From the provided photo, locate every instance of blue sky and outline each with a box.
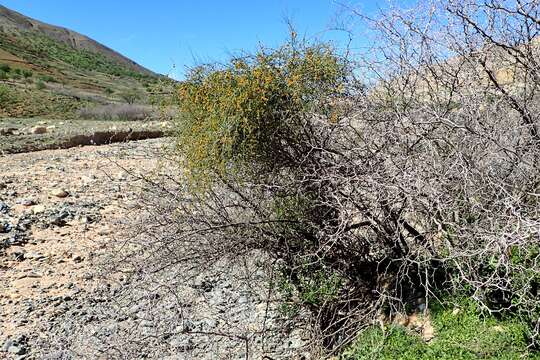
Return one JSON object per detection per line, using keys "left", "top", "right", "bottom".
{"left": 1, "top": 1, "right": 406, "bottom": 78}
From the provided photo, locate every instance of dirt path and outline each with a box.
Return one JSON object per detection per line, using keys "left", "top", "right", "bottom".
{"left": 0, "top": 139, "right": 309, "bottom": 359}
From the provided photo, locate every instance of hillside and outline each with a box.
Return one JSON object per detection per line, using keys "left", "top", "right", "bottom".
{"left": 0, "top": 5, "right": 169, "bottom": 118}
{"left": 0, "top": 5, "right": 154, "bottom": 76}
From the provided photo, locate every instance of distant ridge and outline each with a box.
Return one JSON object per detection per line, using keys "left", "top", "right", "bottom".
{"left": 0, "top": 4, "right": 155, "bottom": 76}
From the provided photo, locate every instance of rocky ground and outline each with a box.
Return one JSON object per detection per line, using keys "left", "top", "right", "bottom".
{"left": 0, "top": 139, "right": 310, "bottom": 359}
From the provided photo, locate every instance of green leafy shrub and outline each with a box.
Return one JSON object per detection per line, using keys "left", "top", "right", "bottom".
{"left": 0, "top": 84, "right": 17, "bottom": 104}
{"left": 39, "top": 74, "right": 57, "bottom": 83}
{"left": 176, "top": 40, "right": 346, "bottom": 183}
{"left": 119, "top": 88, "right": 142, "bottom": 104}
{"left": 35, "top": 80, "right": 46, "bottom": 90}
{"left": 0, "top": 63, "right": 11, "bottom": 72}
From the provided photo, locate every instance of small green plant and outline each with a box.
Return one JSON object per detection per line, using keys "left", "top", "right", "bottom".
{"left": 0, "top": 63, "right": 11, "bottom": 72}
{"left": 277, "top": 263, "right": 344, "bottom": 311}
{"left": 119, "top": 88, "right": 142, "bottom": 104}
{"left": 22, "top": 69, "right": 33, "bottom": 78}
{"left": 0, "top": 84, "right": 17, "bottom": 104}
{"left": 35, "top": 80, "right": 46, "bottom": 90}
{"left": 297, "top": 270, "right": 343, "bottom": 306}
{"left": 104, "top": 87, "right": 114, "bottom": 95}
{"left": 39, "top": 74, "right": 56, "bottom": 83}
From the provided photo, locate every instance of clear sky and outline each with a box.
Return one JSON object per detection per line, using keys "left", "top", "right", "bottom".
{"left": 0, "top": 1, "right": 408, "bottom": 78}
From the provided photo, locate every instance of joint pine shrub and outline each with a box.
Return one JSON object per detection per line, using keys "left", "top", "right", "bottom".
{"left": 175, "top": 39, "right": 347, "bottom": 184}
{"left": 167, "top": 4, "right": 540, "bottom": 355}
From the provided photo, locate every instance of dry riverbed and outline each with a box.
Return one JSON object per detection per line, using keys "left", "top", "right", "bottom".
{"left": 0, "top": 138, "right": 309, "bottom": 359}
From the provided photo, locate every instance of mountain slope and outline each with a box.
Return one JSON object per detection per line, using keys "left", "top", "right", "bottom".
{"left": 0, "top": 5, "right": 172, "bottom": 119}
{"left": 0, "top": 4, "right": 154, "bottom": 76}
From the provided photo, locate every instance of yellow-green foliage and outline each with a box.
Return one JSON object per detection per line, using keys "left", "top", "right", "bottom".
{"left": 175, "top": 40, "right": 346, "bottom": 183}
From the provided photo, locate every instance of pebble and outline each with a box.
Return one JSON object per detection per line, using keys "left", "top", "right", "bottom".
{"left": 7, "top": 344, "right": 26, "bottom": 355}
{"left": 0, "top": 201, "right": 9, "bottom": 213}
{"left": 25, "top": 252, "right": 47, "bottom": 261}
{"left": 31, "top": 204, "right": 46, "bottom": 214}
{"left": 169, "top": 337, "right": 194, "bottom": 351}
{"left": 2, "top": 338, "right": 14, "bottom": 352}
{"left": 18, "top": 199, "right": 35, "bottom": 206}
{"left": 50, "top": 189, "right": 69, "bottom": 198}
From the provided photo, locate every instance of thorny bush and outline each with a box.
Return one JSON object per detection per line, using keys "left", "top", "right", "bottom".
{"left": 165, "top": 1, "right": 540, "bottom": 355}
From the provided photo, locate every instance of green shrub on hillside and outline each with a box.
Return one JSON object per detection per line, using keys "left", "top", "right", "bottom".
{"left": 0, "top": 84, "right": 18, "bottom": 104}
{"left": 39, "top": 74, "right": 56, "bottom": 83}
{"left": 0, "top": 63, "right": 10, "bottom": 72}
{"left": 22, "top": 69, "right": 33, "bottom": 78}
{"left": 119, "top": 88, "right": 143, "bottom": 104}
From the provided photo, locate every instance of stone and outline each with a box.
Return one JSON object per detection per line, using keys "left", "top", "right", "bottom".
{"left": 49, "top": 215, "right": 67, "bottom": 227}
{"left": 422, "top": 321, "right": 435, "bottom": 341}
{"left": 25, "top": 252, "right": 46, "bottom": 261}
{"left": 140, "top": 319, "right": 153, "bottom": 327}
{"left": 31, "top": 204, "right": 46, "bottom": 214}
{"left": 30, "top": 126, "right": 47, "bottom": 135}
{"left": 7, "top": 345, "right": 26, "bottom": 355}
{"left": 169, "top": 337, "right": 194, "bottom": 351}
{"left": 2, "top": 338, "right": 14, "bottom": 352}
{"left": 17, "top": 272, "right": 42, "bottom": 279}
{"left": 0, "top": 222, "right": 12, "bottom": 233}
{"left": 1, "top": 128, "right": 17, "bottom": 136}
{"left": 19, "top": 199, "right": 35, "bottom": 207}
{"left": 50, "top": 189, "right": 69, "bottom": 198}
